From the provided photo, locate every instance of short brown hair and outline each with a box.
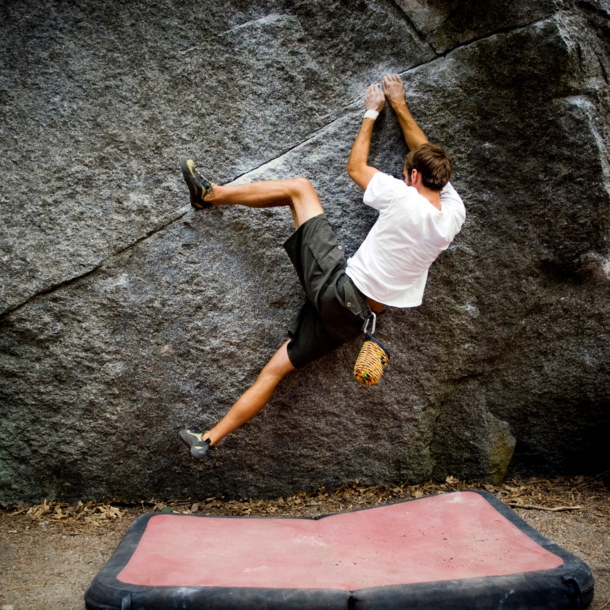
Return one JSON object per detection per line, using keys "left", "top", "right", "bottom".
{"left": 404, "top": 143, "right": 452, "bottom": 191}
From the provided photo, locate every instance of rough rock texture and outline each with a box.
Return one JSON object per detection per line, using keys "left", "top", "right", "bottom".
{"left": 1, "top": 0, "right": 609, "bottom": 503}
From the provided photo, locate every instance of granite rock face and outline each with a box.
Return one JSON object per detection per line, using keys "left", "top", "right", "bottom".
{"left": 1, "top": 0, "right": 609, "bottom": 503}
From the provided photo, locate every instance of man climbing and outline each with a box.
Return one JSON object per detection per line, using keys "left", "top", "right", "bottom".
{"left": 179, "top": 74, "right": 465, "bottom": 458}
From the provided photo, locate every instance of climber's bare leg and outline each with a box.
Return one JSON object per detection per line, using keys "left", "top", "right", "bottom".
{"left": 180, "top": 180, "right": 319, "bottom": 456}
{"left": 205, "top": 178, "right": 323, "bottom": 229}
{"left": 203, "top": 340, "right": 295, "bottom": 446}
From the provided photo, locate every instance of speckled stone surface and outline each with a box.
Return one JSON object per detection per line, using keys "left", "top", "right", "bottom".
{"left": 0, "top": 0, "right": 608, "bottom": 503}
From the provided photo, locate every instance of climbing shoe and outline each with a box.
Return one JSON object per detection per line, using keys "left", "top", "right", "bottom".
{"left": 179, "top": 156, "right": 214, "bottom": 209}
{"left": 179, "top": 429, "right": 212, "bottom": 459}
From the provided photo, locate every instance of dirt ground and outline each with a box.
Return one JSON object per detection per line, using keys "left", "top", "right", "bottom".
{"left": 1, "top": 475, "right": 608, "bottom": 610}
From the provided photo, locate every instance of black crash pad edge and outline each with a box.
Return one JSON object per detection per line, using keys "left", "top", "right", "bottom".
{"left": 84, "top": 490, "right": 594, "bottom": 610}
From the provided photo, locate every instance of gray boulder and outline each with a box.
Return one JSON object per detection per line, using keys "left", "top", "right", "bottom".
{"left": 0, "top": 0, "right": 608, "bottom": 503}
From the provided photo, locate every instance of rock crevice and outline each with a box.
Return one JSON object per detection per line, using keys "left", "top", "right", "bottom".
{"left": 0, "top": 207, "right": 190, "bottom": 322}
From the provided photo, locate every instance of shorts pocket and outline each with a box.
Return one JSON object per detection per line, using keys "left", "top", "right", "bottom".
{"left": 308, "top": 242, "right": 346, "bottom": 273}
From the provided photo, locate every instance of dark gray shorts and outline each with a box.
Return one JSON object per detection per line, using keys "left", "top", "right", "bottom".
{"left": 284, "top": 214, "right": 370, "bottom": 368}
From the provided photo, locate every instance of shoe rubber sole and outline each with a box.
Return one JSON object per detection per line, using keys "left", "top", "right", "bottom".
{"left": 179, "top": 429, "right": 211, "bottom": 459}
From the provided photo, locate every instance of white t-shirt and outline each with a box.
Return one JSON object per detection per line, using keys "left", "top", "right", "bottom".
{"left": 345, "top": 172, "right": 465, "bottom": 308}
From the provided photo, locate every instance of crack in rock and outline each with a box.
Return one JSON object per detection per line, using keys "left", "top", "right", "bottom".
{"left": 388, "top": 0, "right": 440, "bottom": 54}
{"left": 231, "top": 17, "right": 554, "bottom": 184}
{"left": 425, "top": 17, "right": 547, "bottom": 61}
{"left": 0, "top": 206, "right": 190, "bottom": 323}
{"left": 228, "top": 111, "right": 359, "bottom": 183}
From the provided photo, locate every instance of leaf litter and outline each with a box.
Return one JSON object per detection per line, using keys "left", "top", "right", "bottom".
{"left": 2, "top": 474, "right": 608, "bottom": 527}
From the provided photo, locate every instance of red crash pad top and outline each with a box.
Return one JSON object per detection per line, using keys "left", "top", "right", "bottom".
{"left": 117, "top": 491, "right": 563, "bottom": 590}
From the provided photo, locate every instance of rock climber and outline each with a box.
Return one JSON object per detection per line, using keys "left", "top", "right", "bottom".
{"left": 178, "top": 73, "right": 465, "bottom": 458}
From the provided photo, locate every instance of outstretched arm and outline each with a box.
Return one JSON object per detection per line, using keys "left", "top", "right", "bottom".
{"left": 382, "top": 74, "right": 428, "bottom": 150}
{"left": 347, "top": 84, "right": 385, "bottom": 191}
